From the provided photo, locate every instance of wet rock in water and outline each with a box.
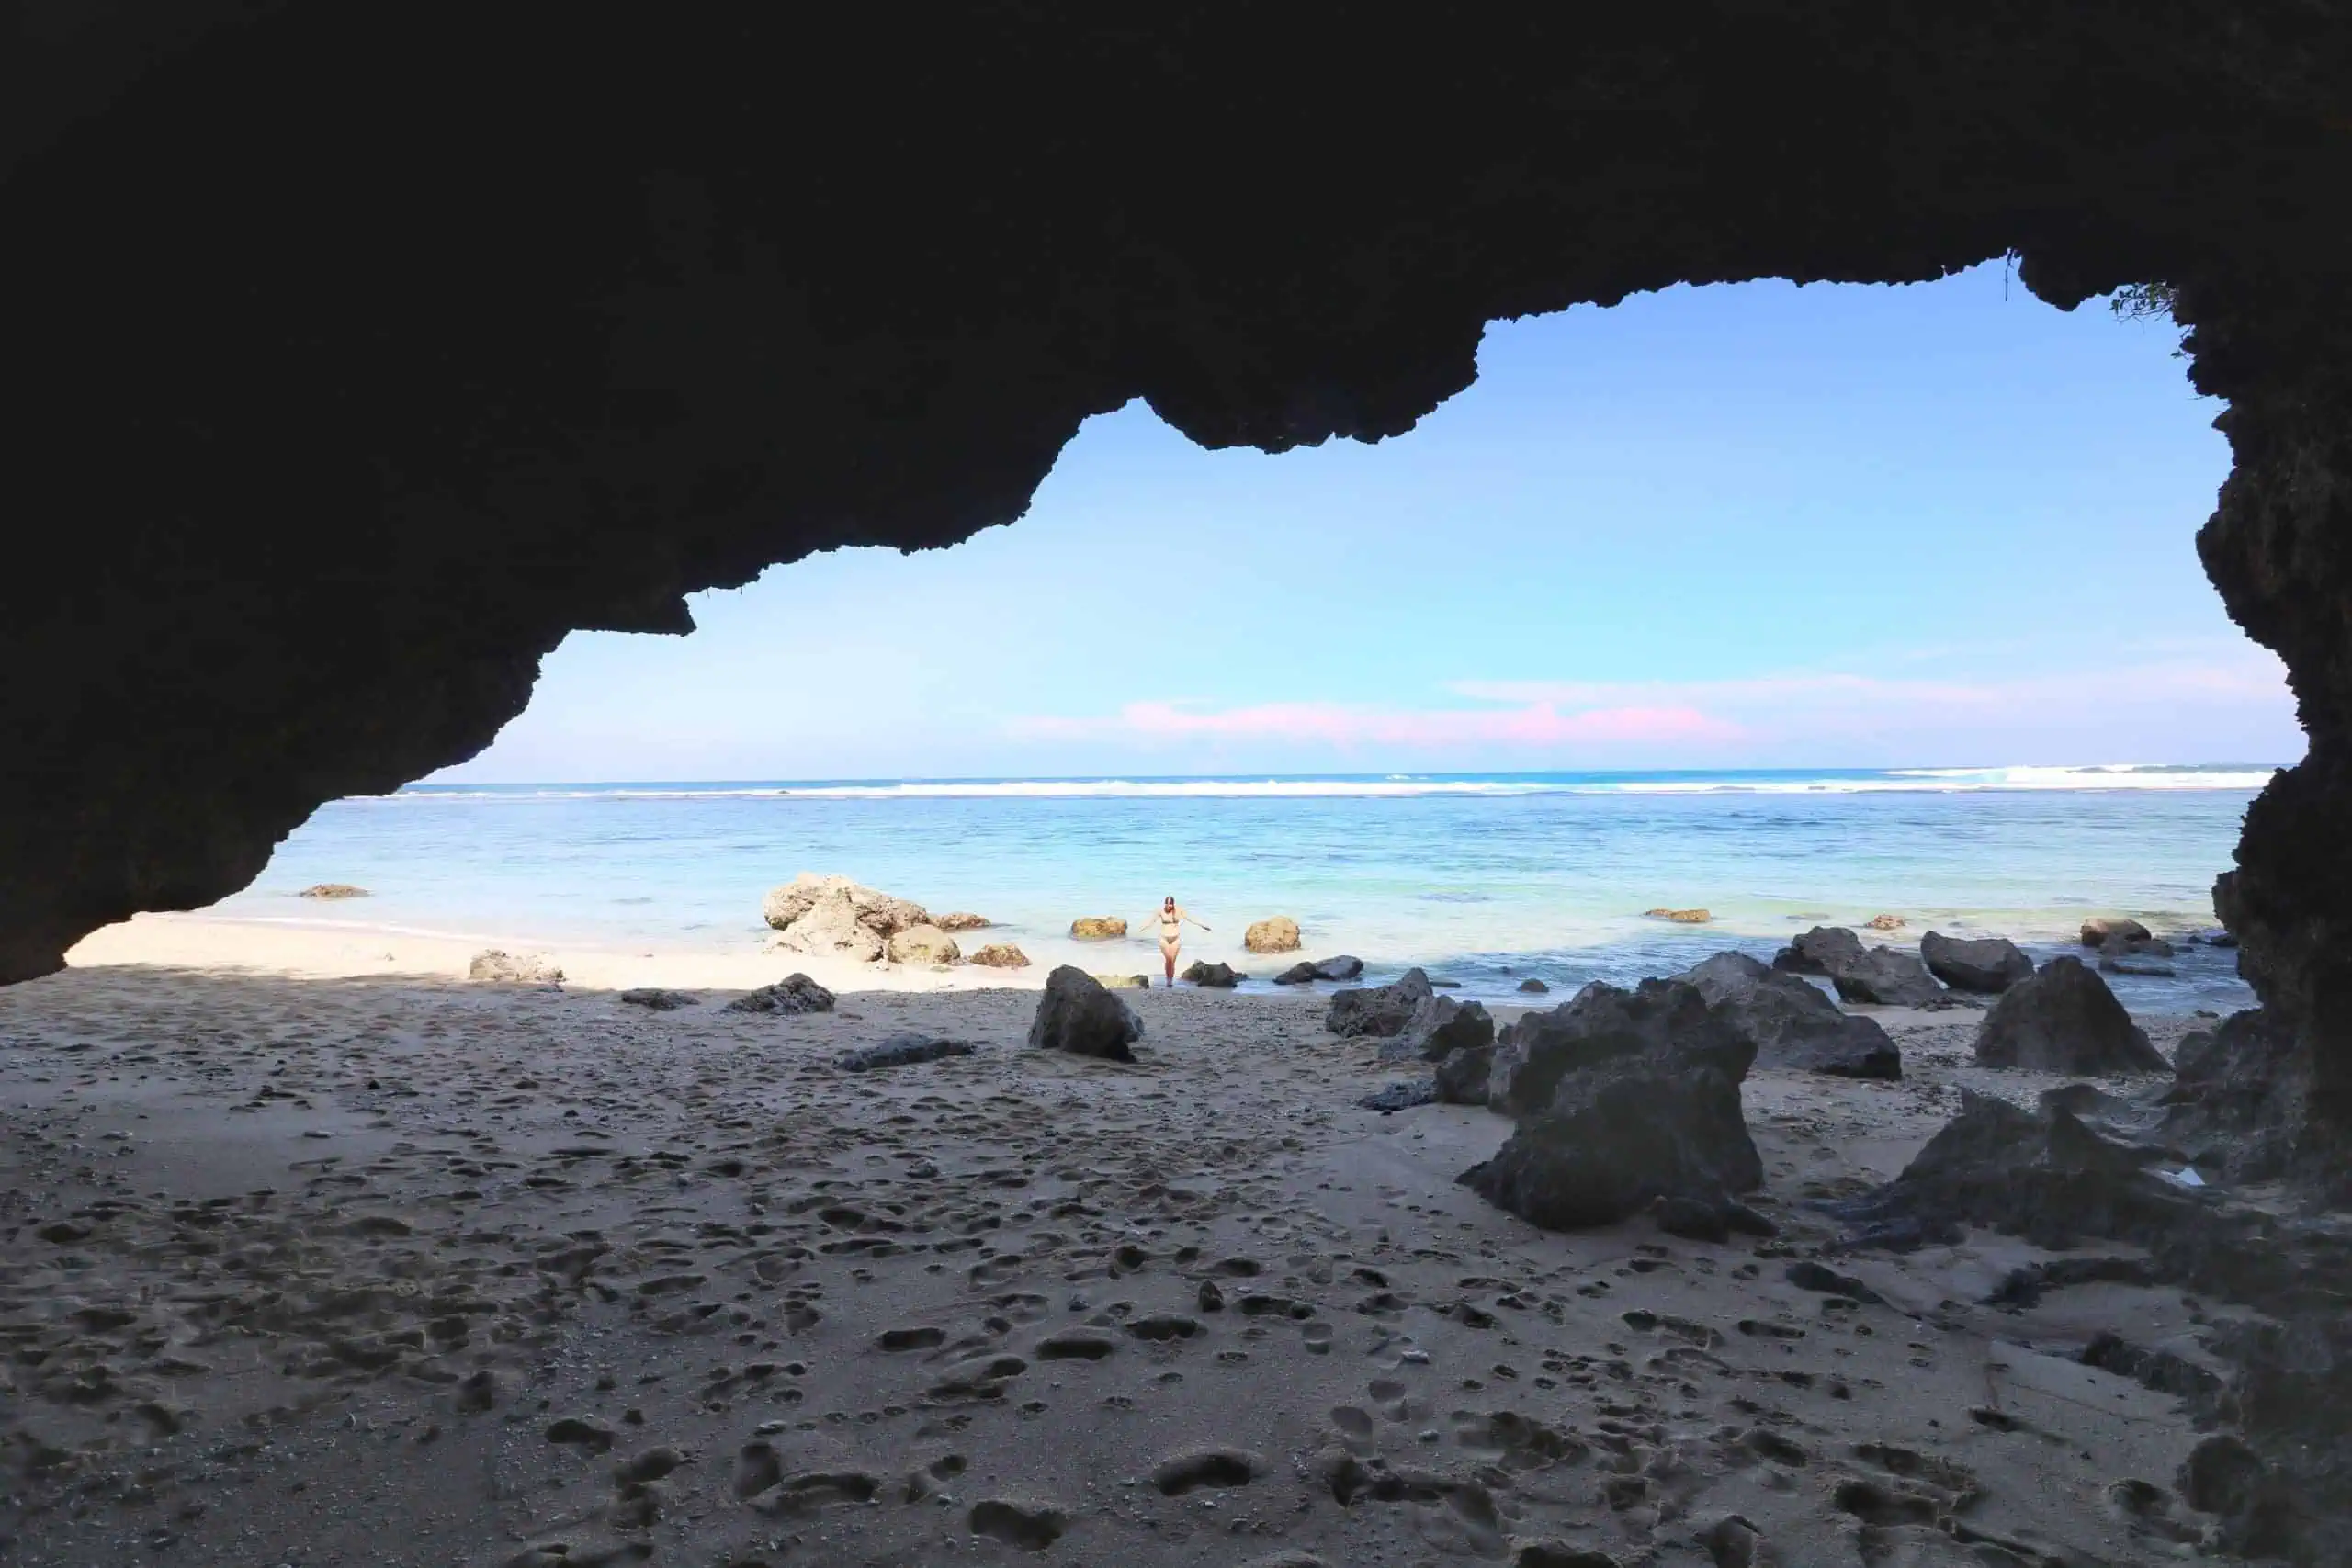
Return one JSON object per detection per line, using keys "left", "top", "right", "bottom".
{"left": 1312, "top": 954, "right": 1364, "bottom": 980}
{"left": 1181, "top": 960, "right": 1242, "bottom": 987}
{"left": 1326, "top": 967, "right": 1434, "bottom": 1038}
{"left": 2100, "top": 955, "right": 2177, "bottom": 977}
{"left": 2101, "top": 932, "right": 2176, "bottom": 959}
{"left": 886, "top": 922, "right": 962, "bottom": 965}
{"left": 1092, "top": 973, "right": 1149, "bottom": 989}
{"left": 2080, "top": 915, "right": 2153, "bottom": 947}
{"left": 1243, "top": 916, "right": 1301, "bottom": 953}
{"left": 1029, "top": 965, "right": 1143, "bottom": 1061}
{"left": 1826, "top": 945, "right": 1950, "bottom": 1008}
{"left": 1360, "top": 1079, "right": 1438, "bottom": 1112}
{"left": 967, "top": 942, "right": 1030, "bottom": 968}
{"left": 1974, "top": 956, "right": 2167, "bottom": 1074}
{"left": 469, "top": 949, "right": 563, "bottom": 983}
{"left": 934, "top": 911, "right": 991, "bottom": 931}
{"left": 1865, "top": 912, "right": 1905, "bottom": 931}
{"left": 838, "top": 1034, "right": 976, "bottom": 1072}
{"left": 1458, "top": 978, "right": 1761, "bottom": 1230}
{"left": 724, "top": 974, "right": 836, "bottom": 1015}
{"left": 763, "top": 872, "right": 934, "bottom": 963}
{"left": 1434, "top": 1043, "right": 1493, "bottom": 1104}
{"left": 1771, "top": 925, "right": 1862, "bottom": 976}
{"left": 2165, "top": 1008, "right": 2310, "bottom": 1183}
{"left": 1272, "top": 961, "right": 1318, "bottom": 984}
{"left": 1517, "top": 976, "right": 1550, "bottom": 994}
{"left": 1919, "top": 931, "right": 2033, "bottom": 993}
{"left": 2187, "top": 927, "right": 2241, "bottom": 949}
{"left": 1382, "top": 994, "right": 1494, "bottom": 1064}
{"left": 298, "top": 882, "right": 369, "bottom": 898}
{"left": 1069, "top": 916, "right": 1127, "bottom": 941}
{"left": 1675, "top": 951, "right": 1901, "bottom": 1079}
{"left": 617, "top": 987, "right": 695, "bottom": 1010}
{"left": 1645, "top": 907, "right": 1712, "bottom": 923}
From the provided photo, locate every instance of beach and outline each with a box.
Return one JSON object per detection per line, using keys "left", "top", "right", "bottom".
{"left": 2, "top": 931, "right": 2233, "bottom": 1565}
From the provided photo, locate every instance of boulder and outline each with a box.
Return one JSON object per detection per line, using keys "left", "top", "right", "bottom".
{"left": 1771, "top": 925, "right": 1861, "bottom": 976}
{"left": 1973, "top": 956, "right": 2168, "bottom": 1074}
{"left": 469, "top": 949, "right": 562, "bottom": 983}
{"left": 2080, "top": 916, "right": 2152, "bottom": 947}
{"left": 1029, "top": 966, "right": 1143, "bottom": 1061}
{"left": 1069, "top": 916, "right": 1127, "bottom": 941}
{"left": 1864, "top": 912, "right": 1905, "bottom": 931}
{"left": 1311, "top": 955, "right": 1363, "bottom": 981}
{"left": 1360, "top": 1079, "right": 1437, "bottom": 1112}
{"left": 1645, "top": 907, "right": 1712, "bottom": 923}
{"left": 886, "top": 923, "right": 961, "bottom": 965}
{"left": 1325, "top": 968, "right": 1434, "bottom": 1038}
{"left": 837, "top": 1034, "right": 976, "bottom": 1072}
{"left": 934, "top": 911, "right": 991, "bottom": 931}
{"left": 1381, "top": 995, "right": 1495, "bottom": 1065}
{"left": 1516, "top": 976, "right": 1550, "bottom": 994}
{"left": 723, "top": 973, "right": 836, "bottom": 1014}
{"left": 1826, "top": 945, "right": 1948, "bottom": 1007}
{"left": 2100, "top": 932, "right": 2176, "bottom": 959}
{"left": 2100, "top": 956, "right": 2177, "bottom": 977}
{"left": 1433, "top": 1043, "right": 1493, "bottom": 1104}
{"left": 1919, "top": 931, "right": 2032, "bottom": 993}
{"left": 298, "top": 882, "right": 369, "bottom": 898}
{"left": 967, "top": 942, "right": 1030, "bottom": 969}
{"left": 1272, "top": 961, "right": 1317, "bottom": 985}
{"left": 1675, "top": 950, "right": 1900, "bottom": 1079}
{"left": 763, "top": 873, "right": 933, "bottom": 963}
{"left": 1243, "top": 917, "right": 1301, "bottom": 953}
{"left": 1182, "top": 960, "right": 1242, "bottom": 987}
{"left": 617, "top": 987, "right": 695, "bottom": 1010}
{"left": 1092, "top": 973, "right": 1149, "bottom": 989}
{"left": 1458, "top": 978, "right": 1761, "bottom": 1229}
{"left": 2164, "top": 1008, "right": 2310, "bottom": 1183}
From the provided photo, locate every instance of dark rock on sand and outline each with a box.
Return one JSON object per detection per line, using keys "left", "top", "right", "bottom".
{"left": 724, "top": 974, "right": 836, "bottom": 1014}
{"left": 1676, "top": 951, "right": 1901, "bottom": 1079}
{"left": 1326, "top": 967, "right": 1433, "bottom": 1038}
{"left": 2080, "top": 915, "right": 2152, "bottom": 947}
{"left": 1434, "top": 1043, "right": 1493, "bottom": 1104}
{"left": 1919, "top": 931, "right": 2033, "bottom": 993}
{"left": 1771, "top": 925, "right": 1862, "bottom": 976}
{"left": 1826, "top": 945, "right": 1949, "bottom": 1008}
{"left": 2165, "top": 1008, "right": 2310, "bottom": 1183}
{"left": 1383, "top": 995, "right": 1494, "bottom": 1064}
{"left": 837, "top": 1033, "right": 976, "bottom": 1072}
{"left": 618, "top": 987, "right": 695, "bottom": 1010}
{"left": 1029, "top": 965, "right": 1143, "bottom": 1061}
{"left": 1975, "top": 956, "right": 2167, "bottom": 1074}
{"left": 1517, "top": 976, "right": 1550, "bottom": 994}
{"left": 1786, "top": 1260, "right": 1882, "bottom": 1303}
{"left": 1359, "top": 1079, "right": 1438, "bottom": 1113}
{"left": 1181, "top": 960, "right": 1242, "bottom": 987}
{"left": 1459, "top": 978, "right": 1761, "bottom": 1230}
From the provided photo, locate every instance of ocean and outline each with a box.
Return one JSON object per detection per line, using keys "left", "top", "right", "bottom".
{"left": 199, "top": 764, "right": 2270, "bottom": 1013}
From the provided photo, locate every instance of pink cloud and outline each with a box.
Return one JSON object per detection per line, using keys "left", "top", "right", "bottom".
{"left": 1016, "top": 699, "right": 1741, "bottom": 748}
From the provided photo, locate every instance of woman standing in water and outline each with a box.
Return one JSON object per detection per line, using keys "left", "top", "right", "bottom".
{"left": 1151, "top": 895, "right": 1209, "bottom": 986}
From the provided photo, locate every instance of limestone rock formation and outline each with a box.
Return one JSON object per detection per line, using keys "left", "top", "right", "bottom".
{"left": 967, "top": 943, "right": 1030, "bottom": 969}
{"left": 1243, "top": 917, "right": 1300, "bottom": 953}
{"left": 1771, "top": 926, "right": 1861, "bottom": 976}
{"left": 1180, "top": 960, "right": 1241, "bottom": 987}
{"left": 1380, "top": 995, "right": 1494, "bottom": 1066}
{"left": 1325, "top": 968, "right": 1433, "bottom": 1039}
{"left": 468, "top": 950, "right": 561, "bottom": 983}
{"left": 934, "top": 912, "right": 990, "bottom": 931}
{"left": 1644, "top": 908, "right": 1711, "bottom": 923}
{"left": 763, "top": 874, "right": 933, "bottom": 964}
{"left": 723, "top": 974, "right": 835, "bottom": 1014}
{"left": 298, "top": 883, "right": 368, "bottom": 898}
{"left": 1918, "top": 931, "right": 2032, "bottom": 993}
{"left": 1864, "top": 913, "right": 1905, "bottom": 931}
{"left": 1091, "top": 973, "right": 1148, "bottom": 990}
{"left": 1675, "top": 951, "right": 1901, "bottom": 1079}
{"left": 1069, "top": 917, "right": 1126, "bottom": 942}
{"left": 1459, "top": 978, "right": 1761, "bottom": 1230}
{"left": 1826, "top": 946, "right": 1949, "bottom": 1008}
{"left": 1029, "top": 965, "right": 1142, "bottom": 1061}
{"left": 1974, "top": 956, "right": 2168, "bottom": 1074}
{"left": 885, "top": 923, "right": 961, "bottom": 966}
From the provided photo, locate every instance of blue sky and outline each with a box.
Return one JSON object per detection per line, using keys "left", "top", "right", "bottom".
{"left": 441, "top": 264, "right": 2298, "bottom": 782}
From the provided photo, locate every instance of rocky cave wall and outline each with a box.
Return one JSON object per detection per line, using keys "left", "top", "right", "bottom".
{"left": 3, "top": 1, "right": 2349, "bottom": 1147}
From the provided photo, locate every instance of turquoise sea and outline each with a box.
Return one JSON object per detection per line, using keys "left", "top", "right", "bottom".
{"left": 204, "top": 764, "right": 2271, "bottom": 1012}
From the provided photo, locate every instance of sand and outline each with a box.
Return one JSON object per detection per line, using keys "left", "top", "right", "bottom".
{"left": 0, "top": 931, "right": 2231, "bottom": 1566}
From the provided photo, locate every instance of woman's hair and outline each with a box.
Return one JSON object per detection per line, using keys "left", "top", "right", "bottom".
{"left": 1164, "top": 895, "right": 1174, "bottom": 903}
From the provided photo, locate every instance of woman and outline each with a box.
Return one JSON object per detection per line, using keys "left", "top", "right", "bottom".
{"left": 1150, "top": 895, "right": 1209, "bottom": 985}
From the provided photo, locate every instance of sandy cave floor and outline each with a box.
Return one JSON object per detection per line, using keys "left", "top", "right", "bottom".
{"left": 0, "top": 969, "right": 2231, "bottom": 1567}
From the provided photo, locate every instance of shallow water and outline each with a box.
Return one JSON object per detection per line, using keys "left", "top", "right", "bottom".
{"left": 210, "top": 765, "right": 2266, "bottom": 1012}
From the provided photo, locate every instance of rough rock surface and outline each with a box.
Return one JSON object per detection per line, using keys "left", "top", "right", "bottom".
{"left": 1974, "top": 956, "right": 2169, "bottom": 1075}
{"left": 1028, "top": 965, "right": 1142, "bottom": 1061}
{"left": 1433, "top": 1043, "right": 1492, "bottom": 1105}
{"left": 1644, "top": 908, "right": 1711, "bottom": 923}
{"left": 617, "top": 987, "right": 695, "bottom": 1010}
{"left": 468, "top": 950, "right": 562, "bottom": 984}
{"left": 885, "top": 923, "right": 961, "bottom": 966}
{"left": 1918, "top": 931, "right": 2033, "bottom": 993}
{"left": 763, "top": 874, "right": 933, "bottom": 964}
{"left": 1675, "top": 951, "right": 1900, "bottom": 1079}
{"left": 967, "top": 943, "right": 1030, "bottom": 969}
{"left": 1180, "top": 960, "right": 1241, "bottom": 988}
{"left": 1863, "top": 912, "right": 1905, "bottom": 931}
{"left": 1826, "top": 945, "right": 1950, "bottom": 1008}
{"left": 836, "top": 1034, "right": 976, "bottom": 1072}
{"left": 297, "top": 883, "right": 368, "bottom": 898}
{"left": 1324, "top": 968, "right": 1433, "bottom": 1039}
{"left": 2080, "top": 916, "right": 2153, "bottom": 947}
{"left": 1459, "top": 978, "right": 1760, "bottom": 1230}
{"left": 933, "top": 911, "right": 990, "bottom": 931}
{"left": 1771, "top": 926, "right": 1862, "bottom": 976}
{"left": 1359, "top": 1079, "right": 1437, "bottom": 1113}
{"left": 2165, "top": 1008, "right": 2312, "bottom": 1183}
{"left": 1380, "top": 995, "right": 1494, "bottom": 1066}
{"left": 1516, "top": 976, "right": 1549, "bottom": 994}
{"left": 1091, "top": 973, "right": 1148, "bottom": 990}
{"left": 722, "top": 974, "right": 835, "bottom": 1015}
{"left": 1242, "top": 917, "right": 1300, "bottom": 953}
{"left": 1069, "top": 918, "right": 1126, "bottom": 942}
